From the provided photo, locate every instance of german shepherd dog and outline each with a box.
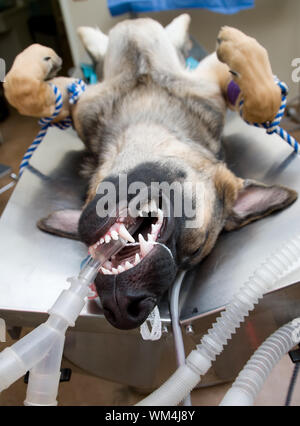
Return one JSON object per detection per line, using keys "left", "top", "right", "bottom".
{"left": 6, "top": 15, "right": 297, "bottom": 330}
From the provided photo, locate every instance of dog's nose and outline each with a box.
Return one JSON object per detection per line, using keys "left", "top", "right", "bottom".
{"left": 102, "top": 291, "right": 157, "bottom": 330}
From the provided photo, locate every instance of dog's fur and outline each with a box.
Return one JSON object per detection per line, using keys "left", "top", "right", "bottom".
{"left": 4, "top": 15, "right": 297, "bottom": 330}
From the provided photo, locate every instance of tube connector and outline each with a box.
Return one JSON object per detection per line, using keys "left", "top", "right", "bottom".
{"left": 24, "top": 370, "right": 61, "bottom": 406}
{"left": 186, "top": 350, "right": 212, "bottom": 377}
{"left": 0, "top": 347, "right": 26, "bottom": 392}
{"left": 48, "top": 289, "right": 86, "bottom": 327}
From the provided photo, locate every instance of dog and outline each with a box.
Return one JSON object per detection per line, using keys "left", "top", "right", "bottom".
{"left": 5, "top": 15, "right": 297, "bottom": 330}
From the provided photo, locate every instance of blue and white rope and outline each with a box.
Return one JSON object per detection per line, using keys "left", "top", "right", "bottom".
{"left": 19, "top": 74, "right": 298, "bottom": 176}
{"left": 239, "top": 77, "right": 299, "bottom": 154}
{"left": 19, "top": 79, "right": 86, "bottom": 176}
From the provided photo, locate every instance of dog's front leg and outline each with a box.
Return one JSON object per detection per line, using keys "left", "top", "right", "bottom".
{"left": 216, "top": 26, "right": 281, "bottom": 124}
{"left": 194, "top": 27, "right": 281, "bottom": 125}
{"left": 4, "top": 44, "right": 76, "bottom": 122}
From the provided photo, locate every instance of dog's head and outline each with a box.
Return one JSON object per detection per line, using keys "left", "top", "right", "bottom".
{"left": 40, "top": 147, "right": 297, "bottom": 330}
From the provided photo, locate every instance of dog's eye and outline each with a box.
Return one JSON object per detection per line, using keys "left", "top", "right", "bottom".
{"left": 191, "top": 246, "right": 202, "bottom": 257}
{"left": 44, "top": 57, "right": 51, "bottom": 61}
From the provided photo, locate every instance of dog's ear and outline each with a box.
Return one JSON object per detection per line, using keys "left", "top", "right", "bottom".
{"left": 37, "top": 209, "right": 81, "bottom": 240}
{"left": 214, "top": 165, "right": 297, "bottom": 231}
{"left": 224, "top": 179, "right": 297, "bottom": 231}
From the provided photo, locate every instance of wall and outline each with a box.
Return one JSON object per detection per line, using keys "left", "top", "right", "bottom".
{"left": 59, "top": 0, "right": 300, "bottom": 96}
{"left": 59, "top": 0, "right": 124, "bottom": 66}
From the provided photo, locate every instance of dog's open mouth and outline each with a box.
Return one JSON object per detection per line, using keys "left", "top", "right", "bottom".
{"left": 88, "top": 200, "right": 165, "bottom": 275}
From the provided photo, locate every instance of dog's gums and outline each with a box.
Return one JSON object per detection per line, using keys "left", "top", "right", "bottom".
{"left": 89, "top": 201, "right": 164, "bottom": 276}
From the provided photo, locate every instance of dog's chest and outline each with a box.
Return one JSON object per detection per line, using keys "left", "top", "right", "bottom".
{"left": 81, "top": 82, "right": 224, "bottom": 156}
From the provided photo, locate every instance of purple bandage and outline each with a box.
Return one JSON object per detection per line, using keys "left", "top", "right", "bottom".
{"left": 227, "top": 80, "right": 241, "bottom": 106}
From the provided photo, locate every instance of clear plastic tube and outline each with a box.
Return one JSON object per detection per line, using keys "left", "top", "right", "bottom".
{"left": 220, "top": 322, "right": 298, "bottom": 406}
{"left": 137, "top": 235, "right": 300, "bottom": 406}
{"left": 2, "top": 232, "right": 300, "bottom": 406}
{"left": 0, "top": 228, "right": 141, "bottom": 403}
{"left": 0, "top": 324, "right": 61, "bottom": 393}
{"left": 24, "top": 333, "right": 65, "bottom": 406}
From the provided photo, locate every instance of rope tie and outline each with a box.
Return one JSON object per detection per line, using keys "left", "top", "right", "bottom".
{"left": 239, "top": 77, "right": 299, "bottom": 154}
{"left": 19, "top": 79, "right": 86, "bottom": 176}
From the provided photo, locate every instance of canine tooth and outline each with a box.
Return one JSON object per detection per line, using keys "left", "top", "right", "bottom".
{"left": 138, "top": 234, "right": 152, "bottom": 257}
{"left": 157, "top": 209, "right": 163, "bottom": 223}
{"left": 135, "top": 253, "right": 141, "bottom": 264}
{"left": 118, "top": 224, "right": 135, "bottom": 243}
{"left": 149, "top": 199, "right": 157, "bottom": 212}
{"left": 105, "top": 235, "right": 111, "bottom": 244}
{"left": 100, "top": 238, "right": 105, "bottom": 244}
{"left": 125, "top": 261, "right": 133, "bottom": 270}
{"left": 141, "top": 202, "right": 149, "bottom": 212}
{"left": 111, "top": 231, "right": 119, "bottom": 240}
{"left": 112, "top": 268, "right": 118, "bottom": 274}
{"left": 118, "top": 265, "right": 125, "bottom": 273}
{"left": 147, "top": 233, "right": 154, "bottom": 242}
{"left": 152, "top": 224, "right": 159, "bottom": 234}
{"left": 100, "top": 267, "right": 112, "bottom": 275}
{"left": 141, "top": 201, "right": 152, "bottom": 214}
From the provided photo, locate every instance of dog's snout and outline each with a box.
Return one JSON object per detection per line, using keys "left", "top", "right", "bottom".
{"left": 102, "top": 291, "right": 157, "bottom": 330}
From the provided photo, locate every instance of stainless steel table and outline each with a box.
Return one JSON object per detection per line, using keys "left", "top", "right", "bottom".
{"left": 1, "top": 114, "right": 300, "bottom": 389}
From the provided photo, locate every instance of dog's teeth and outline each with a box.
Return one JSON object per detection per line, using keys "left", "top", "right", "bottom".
{"left": 149, "top": 199, "right": 157, "bottom": 212}
{"left": 125, "top": 261, "right": 133, "bottom": 270}
{"left": 100, "top": 238, "right": 105, "bottom": 244}
{"left": 118, "top": 224, "right": 135, "bottom": 243}
{"left": 147, "top": 233, "right": 154, "bottom": 242}
{"left": 111, "top": 230, "right": 119, "bottom": 240}
{"left": 138, "top": 210, "right": 144, "bottom": 217}
{"left": 105, "top": 235, "right": 111, "bottom": 244}
{"left": 157, "top": 209, "right": 163, "bottom": 224}
{"left": 142, "top": 203, "right": 150, "bottom": 213}
{"left": 135, "top": 253, "right": 141, "bottom": 264}
{"left": 100, "top": 267, "right": 112, "bottom": 275}
{"left": 103, "top": 260, "right": 112, "bottom": 269}
{"left": 138, "top": 233, "right": 153, "bottom": 257}
{"left": 112, "top": 268, "right": 118, "bottom": 274}
{"left": 152, "top": 224, "right": 159, "bottom": 234}
{"left": 118, "top": 265, "right": 125, "bottom": 273}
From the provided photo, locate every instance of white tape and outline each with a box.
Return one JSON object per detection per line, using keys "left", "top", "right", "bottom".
{"left": 140, "top": 306, "right": 162, "bottom": 341}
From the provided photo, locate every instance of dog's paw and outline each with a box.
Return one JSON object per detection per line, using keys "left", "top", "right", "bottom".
{"left": 217, "top": 26, "right": 281, "bottom": 123}
{"left": 216, "top": 26, "right": 269, "bottom": 78}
